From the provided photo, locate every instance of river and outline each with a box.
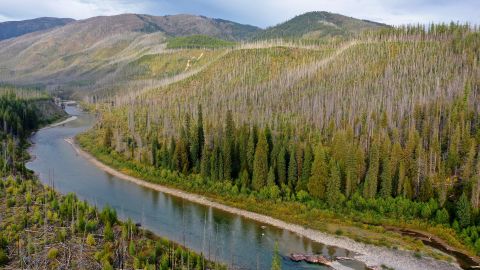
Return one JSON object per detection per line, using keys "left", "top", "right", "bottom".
{"left": 25, "top": 105, "right": 377, "bottom": 270}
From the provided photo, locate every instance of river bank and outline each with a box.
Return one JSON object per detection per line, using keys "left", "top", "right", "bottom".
{"left": 66, "top": 136, "right": 463, "bottom": 270}
{"left": 40, "top": 116, "right": 77, "bottom": 130}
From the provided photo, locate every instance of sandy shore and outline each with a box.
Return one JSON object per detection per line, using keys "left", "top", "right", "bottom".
{"left": 41, "top": 116, "right": 78, "bottom": 130}
{"left": 65, "top": 137, "right": 461, "bottom": 270}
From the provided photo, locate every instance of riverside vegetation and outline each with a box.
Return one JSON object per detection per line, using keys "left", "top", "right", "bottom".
{"left": 0, "top": 90, "right": 225, "bottom": 270}
{"left": 78, "top": 23, "right": 480, "bottom": 263}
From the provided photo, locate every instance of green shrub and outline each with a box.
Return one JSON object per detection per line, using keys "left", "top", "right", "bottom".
{"left": 0, "top": 248, "right": 8, "bottom": 266}
{"left": 86, "top": 234, "right": 96, "bottom": 246}
{"left": 103, "top": 222, "right": 114, "bottom": 242}
{"left": 47, "top": 247, "right": 59, "bottom": 260}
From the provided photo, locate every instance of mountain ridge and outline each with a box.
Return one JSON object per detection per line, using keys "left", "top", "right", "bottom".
{"left": 0, "top": 11, "right": 389, "bottom": 96}
{"left": 254, "top": 11, "right": 390, "bottom": 39}
{"left": 0, "top": 17, "right": 74, "bottom": 41}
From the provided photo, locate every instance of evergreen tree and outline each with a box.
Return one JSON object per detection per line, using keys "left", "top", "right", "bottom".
{"left": 287, "top": 146, "right": 298, "bottom": 191}
{"left": 252, "top": 130, "right": 268, "bottom": 191}
{"left": 456, "top": 192, "right": 471, "bottom": 228}
{"left": 238, "top": 125, "right": 249, "bottom": 172}
{"left": 277, "top": 146, "right": 287, "bottom": 186}
{"left": 326, "top": 159, "right": 341, "bottom": 207}
{"left": 390, "top": 140, "right": 403, "bottom": 196}
{"left": 379, "top": 157, "right": 392, "bottom": 198}
{"left": 189, "top": 106, "right": 204, "bottom": 172}
{"left": 461, "top": 140, "right": 476, "bottom": 181}
{"left": 363, "top": 140, "right": 380, "bottom": 199}
{"left": 200, "top": 146, "right": 211, "bottom": 180}
{"left": 239, "top": 169, "right": 250, "bottom": 190}
{"left": 151, "top": 136, "right": 159, "bottom": 167}
{"left": 223, "top": 110, "right": 235, "bottom": 180}
{"left": 471, "top": 154, "right": 480, "bottom": 209}
{"left": 168, "top": 137, "right": 176, "bottom": 170}
{"left": 197, "top": 105, "right": 205, "bottom": 159}
{"left": 308, "top": 145, "right": 328, "bottom": 200}
{"left": 159, "top": 142, "right": 169, "bottom": 169}
{"left": 299, "top": 144, "right": 313, "bottom": 191}
{"left": 265, "top": 126, "right": 273, "bottom": 166}
{"left": 247, "top": 126, "right": 257, "bottom": 176}
{"left": 173, "top": 138, "right": 189, "bottom": 174}
{"left": 267, "top": 166, "right": 276, "bottom": 187}
{"left": 435, "top": 208, "right": 450, "bottom": 224}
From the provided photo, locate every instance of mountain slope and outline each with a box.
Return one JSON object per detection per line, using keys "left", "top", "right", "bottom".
{"left": 0, "top": 13, "right": 255, "bottom": 95}
{"left": 0, "top": 17, "right": 74, "bottom": 40}
{"left": 254, "top": 11, "right": 389, "bottom": 40}
{"left": 136, "top": 14, "right": 260, "bottom": 40}
{"left": 0, "top": 12, "right": 385, "bottom": 96}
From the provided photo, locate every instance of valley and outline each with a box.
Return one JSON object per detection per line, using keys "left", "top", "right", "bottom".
{"left": 0, "top": 7, "right": 479, "bottom": 270}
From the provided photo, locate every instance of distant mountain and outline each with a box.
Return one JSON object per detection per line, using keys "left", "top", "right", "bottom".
{"left": 136, "top": 14, "right": 261, "bottom": 40}
{"left": 254, "top": 11, "right": 389, "bottom": 40}
{"left": 0, "top": 17, "right": 74, "bottom": 40}
{"left": 0, "top": 14, "right": 260, "bottom": 94}
{"left": 0, "top": 12, "right": 387, "bottom": 96}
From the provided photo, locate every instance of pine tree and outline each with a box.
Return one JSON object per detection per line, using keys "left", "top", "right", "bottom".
{"left": 223, "top": 139, "right": 232, "bottom": 181}
{"left": 160, "top": 142, "right": 169, "bottom": 169}
{"left": 390, "top": 140, "right": 403, "bottom": 196}
{"left": 223, "top": 110, "right": 235, "bottom": 181}
{"left": 456, "top": 192, "right": 471, "bottom": 228}
{"left": 168, "top": 137, "right": 176, "bottom": 170}
{"left": 447, "top": 125, "right": 461, "bottom": 175}
{"left": 308, "top": 145, "right": 328, "bottom": 200}
{"left": 299, "top": 144, "right": 313, "bottom": 191}
{"left": 252, "top": 130, "right": 268, "bottom": 191}
{"left": 197, "top": 105, "right": 205, "bottom": 159}
{"left": 326, "top": 159, "right": 341, "bottom": 207}
{"left": 461, "top": 140, "right": 476, "bottom": 181}
{"left": 287, "top": 146, "right": 298, "bottom": 191}
{"left": 200, "top": 146, "right": 211, "bottom": 180}
{"left": 471, "top": 154, "right": 480, "bottom": 209}
{"left": 189, "top": 106, "right": 204, "bottom": 172}
{"left": 363, "top": 140, "right": 380, "bottom": 199}
{"left": 265, "top": 126, "right": 273, "bottom": 166}
{"left": 238, "top": 125, "right": 249, "bottom": 172}
{"left": 267, "top": 166, "right": 276, "bottom": 187}
{"left": 247, "top": 126, "right": 257, "bottom": 176}
{"left": 239, "top": 169, "right": 250, "bottom": 190}
{"left": 151, "top": 136, "right": 159, "bottom": 167}
{"left": 277, "top": 146, "right": 287, "bottom": 186}
{"left": 397, "top": 160, "right": 406, "bottom": 196}
{"left": 379, "top": 157, "right": 392, "bottom": 198}
{"left": 173, "top": 138, "right": 189, "bottom": 174}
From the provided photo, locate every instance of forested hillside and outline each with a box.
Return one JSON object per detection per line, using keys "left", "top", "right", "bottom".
{"left": 0, "top": 90, "right": 223, "bottom": 269}
{"left": 80, "top": 23, "right": 480, "bottom": 257}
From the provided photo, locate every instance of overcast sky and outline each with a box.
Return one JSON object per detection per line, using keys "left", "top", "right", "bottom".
{"left": 0, "top": 0, "right": 478, "bottom": 28}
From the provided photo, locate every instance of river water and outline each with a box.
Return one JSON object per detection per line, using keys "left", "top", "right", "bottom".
{"left": 26, "top": 105, "right": 369, "bottom": 270}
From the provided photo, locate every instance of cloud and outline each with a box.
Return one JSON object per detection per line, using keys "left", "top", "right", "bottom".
{"left": 0, "top": 0, "right": 147, "bottom": 21}
{"left": 0, "top": 0, "right": 478, "bottom": 28}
